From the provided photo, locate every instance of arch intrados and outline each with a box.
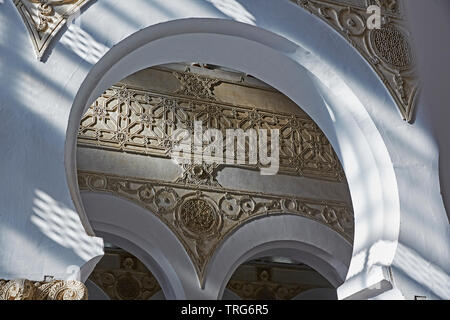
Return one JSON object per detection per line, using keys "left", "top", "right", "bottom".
{"left": 69, "top": 17, "right": 401, "bottom": 299}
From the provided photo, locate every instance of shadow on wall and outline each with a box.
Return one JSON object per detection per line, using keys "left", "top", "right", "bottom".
{"left": 0, "top": 4, "right": 104, "bottom": 280}
{"left": 405, "top": 0, "right": 450, "bottom": 223}
{"left": 312, "top": 24, "right": 450, "bottom": 298}
{"left": 1, "top": 0, "right": 448, "bottom": 299}
{"left": 31, "top": 189, "right": 103, "bottom": 263}
{"left": 69, "top": 0, "right": 449, "bottom": 299}
{"left": 205, "top": 0, "right": 256, "bottom": 25}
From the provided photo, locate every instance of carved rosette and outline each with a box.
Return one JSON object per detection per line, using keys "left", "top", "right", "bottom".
{"left": 78, "top": 170, "right": 354, "bottom": 286}
{"left": 13, "top": 0, "right": 94, "bottom": 60}
{"left": 292, "top": 0, "right": 419, "bottom": 122}
{"left": 0, "top": 279, "right": 88, "bottom": 300}
{"left": 176, "top": 194, "right": 223, "bottom": 240}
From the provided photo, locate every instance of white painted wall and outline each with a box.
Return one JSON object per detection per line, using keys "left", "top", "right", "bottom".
{"left": 0, "top": 0, "right": 448, "bottom": 299}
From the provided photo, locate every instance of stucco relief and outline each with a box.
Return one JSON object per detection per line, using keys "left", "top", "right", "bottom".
{"left": 78, "top": 170, "right": 353, "bottom": 286}
{"left": 315, "top": 0, "right": 400, "bottom": 15}
{"left": 13, "top": 0, "right": 93, "bottom": 60}
{"left": 12, "top": 0, "right": 417, "bottom": 121}
{"left": 90, "top": 249, "right": 332, "bottom": 300}
{"left": 0, "top": 248, "right": 333, "bottom": 301}
{"left": 292, "top": 0, "right": 419, "bottom": 122}
{"left": 174, "top": 71, "right": 221, "bottom": 101}
{"left": 0, "top": 279, "right": 88, "bottom": 300}
{"left": 77, "top": 67, "right": 353, "bottom": 286}
{"left": 89, "top": 251, "right": 161, "bottom": 300}
{"left": 78, "top": 80, "right": 345, "bottom": 183}
{"left": 227, "top": 268, "right": 319, "bottom": 300}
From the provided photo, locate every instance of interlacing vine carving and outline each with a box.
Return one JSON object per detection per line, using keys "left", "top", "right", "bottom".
{"left": 78, "top": 80, "right": 345, "bottom": 183}
{"left": 292, "top": 0, "right": 419, "bottom": 122}
{"left": 0, "top": 279, "right": 88, "bottom": 300}
{"left": 78, "top": 170, "right": 354, "bottom": 286}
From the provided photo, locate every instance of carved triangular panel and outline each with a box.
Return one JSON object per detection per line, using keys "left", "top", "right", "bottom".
{"left": 292, "top": 0, "right": 420, "bottom": 123}
{"left": 13, "top": 0, "right": 93, "bottom": 60}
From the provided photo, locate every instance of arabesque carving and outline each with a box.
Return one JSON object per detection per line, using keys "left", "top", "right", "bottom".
{"left": 0, "top": 279, "right": 88, "bottom": 300}
{"left": 13, "top": 0, "right": 418, "bottom": 122}
{"left": 89, "top": 250, "right": 161, "bottom": 300}
{"left": 78, "top": 170, "right": 354, "bottom": 286}
{"left": 228, "top": 268, "right": 319, "bottom": 300}
{"left": 292, "top": 0, "right": 419, "bottom": 122}
{"left": 174, "top": 71, "right": 221, "bottom": 100}
{"left": 90, "top": 249, "right": 332, "bottom": 300}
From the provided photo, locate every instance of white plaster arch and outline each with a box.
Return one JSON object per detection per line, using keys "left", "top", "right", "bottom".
{"left": 92, "top": 231, "right": 172, "bottom": 299}
{"left": 81, "top": 191, "right": 192, "bottom": 299}
{"left": 204, "top": 215, "right": 352, "bottom": 300}
{"left": 0, "top": 0, "right": 446, "bottom": 300}
{"left": 67, "top": 16, "right": 402, "bottom": 299}
{"left": 82, "top": 191, "right": 352, "bottom": 299}
{"left": 85, "top": 279, "right": 110, "bottom": 300}
{"left": 222, "top": 289, "right": 242, "bottom": 300}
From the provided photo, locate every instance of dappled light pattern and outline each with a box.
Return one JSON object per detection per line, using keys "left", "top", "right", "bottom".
{"left": 347, "top": 240, "right": 397, "bottom": 280}
{"left": 31, "top": 190, "right": 103, "bottom": 262}
{"left": 0, "top": 0, "right": 447, "bottom": 300}
{"left": 61, "top": 21, "right": 109, "bottom": 65}
{"left": 12, "top": 0, "right": 94, "bottom": 59}
{"left": 206, "top": 0, "right": 255, "bottom": 25}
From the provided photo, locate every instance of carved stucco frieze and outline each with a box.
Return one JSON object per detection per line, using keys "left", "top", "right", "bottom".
{"left": 78, "top": 170, "right": 354, "bottom": 286}
{"left": 90, "top": 249, "right": 331, "bottom": 300}
{"left": 174, "top": 71, "right": 222, "bottom": 101}
{"left": 78, "top": 83, "right": 345, "bottom": 183}
{"left": 176, "top": 163, "right": 221, "bottom": 187}
{"left": 227, "top": 268, "right": 320, "bottom": 300}
{"left": 13, "top": 0, "right": 93, "bottom": 60}
{"left": 89, "top": 251, "right": 161, "bottom": 300}
{"left": 0, "top": 279, "right": 88, "bottom": 300}
{"left": 292, "top": 0, "right": 419, "bottom": 122}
